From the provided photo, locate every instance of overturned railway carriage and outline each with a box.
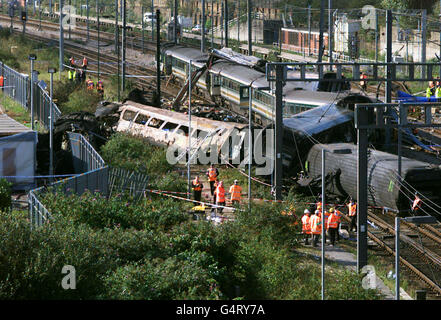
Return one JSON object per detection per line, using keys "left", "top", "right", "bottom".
{"left": 279, "top": 93, "right": 374, "bottom": 174}
{"left": 117, "top": 101, "right": 248, "bottom": 163}
{"left": 305, "top": 143, "right": 441, "bottom": 214}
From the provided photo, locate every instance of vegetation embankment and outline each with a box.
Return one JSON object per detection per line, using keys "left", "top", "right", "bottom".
{"left": 0, "top": 133, "right": 382, "bottom": 299}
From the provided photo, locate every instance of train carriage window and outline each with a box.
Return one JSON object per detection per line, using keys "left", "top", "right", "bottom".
{"left": 147, "top": 118, "right": 164, "bottom": 129}
{"left": 134, "top": 113, "right": 150, "bottom": 125}
{"left": 162, "top": 122, "right": 179, "bottom": 132}
{"left": 212, "top": 74, "right": 221, "bottom": 86}
{"left": 122, "top": 110, "right": 137, "bottom": 121}
{"left": 177, "top": 125, "right": 189, "bottom": 136}
{"left": 240, "top": 87, "right": 249, "bottom": 99}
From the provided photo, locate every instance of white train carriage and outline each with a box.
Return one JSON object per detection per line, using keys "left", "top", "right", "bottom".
{"left": 117, "top": 101, "right": 248, "bottom": 162}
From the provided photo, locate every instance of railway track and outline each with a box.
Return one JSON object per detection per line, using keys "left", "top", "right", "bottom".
{"left": 364, "top": 210, "right": 441, "bottom": 298}
{"left": 12, "top": 28, "right": 219, "bottom": 111}
{"left": 0, "top": 13, "right": 156, "bottom": 54}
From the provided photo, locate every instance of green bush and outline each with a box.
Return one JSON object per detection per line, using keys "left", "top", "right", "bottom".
{"left": 61, "top": 87, "right": 102, "bottom": 114}
{"left": 100, "top": 133, "right": 186, "bottom": 191}
{"left": 41, "top": 191, "right": 188, "bottom": 231}
{"left": 0, "top": 178, "right": 12, "bottom": 212}
{"left": 104, "top": 253, "right": 222, "bottom": 300}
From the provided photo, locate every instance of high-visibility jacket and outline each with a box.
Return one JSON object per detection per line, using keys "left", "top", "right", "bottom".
{"left": 70, "top": 57, "right": 76, "bottom": 66}
{"left": 229, "top": 184, "right": 242, "bottom": 201}
{"left": 86, "top": 80, "right": 94, "bottom": 90}
{"left": 427, "top": 87, "right": 433, "bottom": 98}
{"left": 436, "top": 87, "right": 441, "bottom": 98}
{"left": 192, "top": 179, "right": 203, "bottom": 192}
{"left": 215, "top": 186, "right": 225, "bottom": 203}
{"left": 68, "top": 70, "right": 73, "bottom": 80}
{"left": 97, "top": 80, "right": 104, "bottom": 91}
{"left": 327, "top": 213, "right": 339, "bottom": 229}
{"left": 334, "top": 210, "right": 342, "bottom": 223}
{"left": 316, "top": 201, "right": 322, "bottom": 211}
{"left": 310, "top": 214, "right": 322, "bottom": 235}
{"left": 348, "top": 203, "right": 357, "bottom": 216}
{"left": 0, "top": 75, "right": 4, "bottom": 87}
{"left": 207, "top": 168, "right": 218, "bottom": 182}
{"left": 319, "top": 211, "right": 330, "bottom": 224}
{"left": 412, "top": 196, "right": 422, "bottom": 211}
{"left": 301, "top": 214, "right": 311, "bottom": 234}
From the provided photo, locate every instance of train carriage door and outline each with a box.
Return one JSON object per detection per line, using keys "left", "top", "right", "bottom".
{"left": 239, "top": 86, "right": 249, "bottom": 108}
{"left": 164, "top": 55, "right": 172, "bottom": 75}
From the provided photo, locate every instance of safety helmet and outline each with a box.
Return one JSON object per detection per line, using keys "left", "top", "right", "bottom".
{"left": 329, "top": 208, "right": 335, "bottom": 213}
{"left": 315, "top": 210, "right": 319, "bottom": 214}
{"left": 234, "top": 179, "right": 238, "bottom": 184}
{"left": 304, "top": 209, "right": 310, "bottom": 214}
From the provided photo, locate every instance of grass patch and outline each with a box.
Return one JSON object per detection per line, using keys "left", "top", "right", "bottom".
{"left": 0, "top": 92, "right": 31, "bottom": 127}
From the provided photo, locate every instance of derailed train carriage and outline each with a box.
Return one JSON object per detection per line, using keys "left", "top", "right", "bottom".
{"left": 272, "top": 93, "right": 376, "bottom": 175}
{"left": 162, "top": 44, "right": 353, "bottom": 126}
{"left": 305, "top": 143, "right": 441, "bottom": 215}
{"left": 116, "top": 101, "right": 248, "bottom": 163}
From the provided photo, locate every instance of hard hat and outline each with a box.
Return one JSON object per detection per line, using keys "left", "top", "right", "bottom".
{"left": 304, "top": 209, "right": 310, "bottom": 214}
{"left": 329, "top": 207, "right": 334, "bottom": 213}
{"left": 234, "top": 179, "right": 238, "bottom": 184}
{"left": 315, "top": 210, "right": 319, "bottom": 214}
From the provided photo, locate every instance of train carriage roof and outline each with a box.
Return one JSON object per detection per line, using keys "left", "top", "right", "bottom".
{"left": 284, "top": 90, "right": 351, "bottom": 105}
{"left": 209, "top": 60, "right": 265, "bottom": 86}
{"left": 283, "top": 104, "right": 353, "bottom": 136}
{"left": 164, "top": 45, "right": 209, "bottom": 64}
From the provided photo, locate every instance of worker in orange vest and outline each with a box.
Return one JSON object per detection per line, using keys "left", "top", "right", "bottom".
{"left": 69, "top": 56, "right": 76, "bottom": 68}
{"left": 0, "top": 75, "right": 4, "bottom": 92}
{"left": 82, "top": 56, "right": 88, "bottom": 69}
{"left": 301, "top": 209, "right": 311, "bottom": 245}
{"left": 229, "top": 180, "right": 242, "bottom": 205}
{"left": 347, "top": 198, "right": 357, "bottom": 232}
{"left": 206, "top": 164, "right": 219, "bottom": 196}
{"left": 191, "top": 176, "right": 203, "bottom": 204}
{"left": 334, "top": 207, "right": 343, "bottom": 242}
{"left": 318, "top": 209, "right": 330, "bottom": 244}
{"left": 214, "top": 181, "right": 226, "bottom": 214}
{"left": 412, "top": 192, "right": 422, "bottom": 212}
{"left": 97, "top": 79, "right": 104, "bottom": 96}
{"left": 309, "top": 210, "right": 322, "bottom": 247}
{"left": 316, "top": 196, "right": 322, "bottom": 213}
{"left": 327, "top": 207, "right": 340, "bottom": 246}
{"left": 86, "top": 78, "right": 94, "bottom": 90}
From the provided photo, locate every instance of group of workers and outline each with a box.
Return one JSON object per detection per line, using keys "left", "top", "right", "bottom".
{"left": 301, "top": 198, "right": 358, "bottom": 247}
{"left": 426, "top": 81, "right": 441, "bottom": 99}
{"left": 68, "top": 56, "right": 104, "bottom": 97}
{"left": 191, "top": 164, "right": 243, "bottom": 214}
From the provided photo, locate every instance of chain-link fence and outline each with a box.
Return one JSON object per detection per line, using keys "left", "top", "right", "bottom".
{"left": 0, "top": 62, "right": 29, "bottom": 108}
{"left": 67, "top": 132, "right": 106, "bottom": 172}
{"left": 0, "top": 61, "right": 62, "bottom": 129}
